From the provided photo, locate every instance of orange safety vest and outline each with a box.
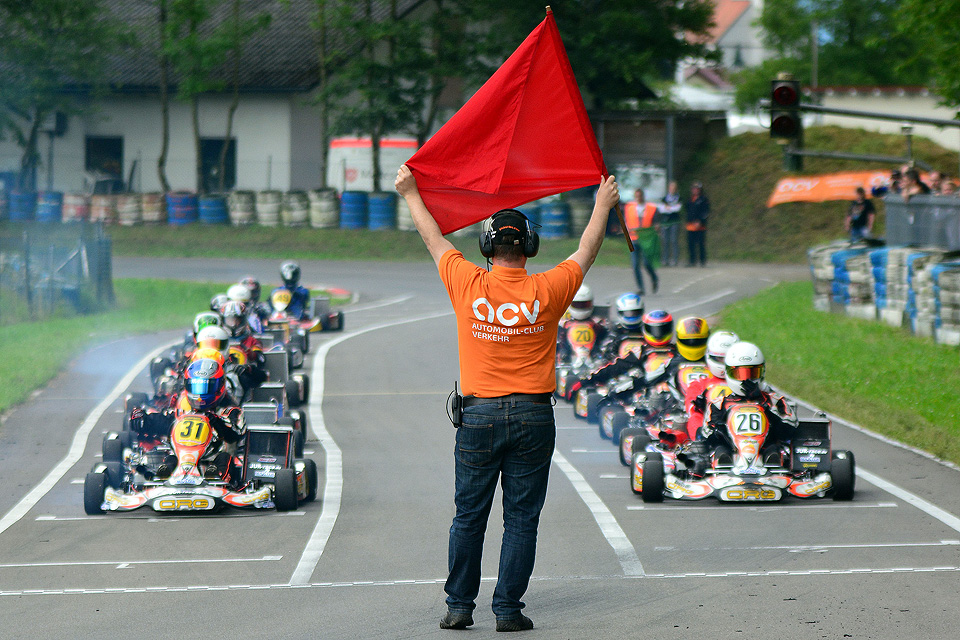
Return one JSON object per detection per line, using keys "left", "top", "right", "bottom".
{"left": 623, "top": 201, "right": 658, "bottom": 241}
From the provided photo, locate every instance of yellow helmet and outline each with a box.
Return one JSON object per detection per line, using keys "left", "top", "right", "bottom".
{"left": 675, "top": 316, "right": 709, "bottom": 361}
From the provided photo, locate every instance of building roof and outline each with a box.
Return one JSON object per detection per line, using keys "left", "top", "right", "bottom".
{"left": 688, "top": 0, "right": 751, "bottom": 45}
{"left": 101, "top": 0, "right": 422, "bottom": 94}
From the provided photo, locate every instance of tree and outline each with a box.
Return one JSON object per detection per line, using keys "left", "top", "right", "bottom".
{"left": 897, "top": 0, "right": 960, "bottom": 109}
{"left": 0, "top": 0, "right": 128, "bottom": 191}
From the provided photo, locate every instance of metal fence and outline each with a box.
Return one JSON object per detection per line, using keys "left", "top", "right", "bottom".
{"left": 0, "top": 222, "right": 113, "bottom": 323}
{"left": 884, "top": 195, "right": 960, "bottom": 250}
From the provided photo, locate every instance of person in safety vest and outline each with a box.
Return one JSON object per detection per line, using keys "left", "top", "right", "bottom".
{"left": 624, "top": 188, "right": 660, "bottom": 295}
{"left": 396, "top": 163, "right": 619, "bottom": 632}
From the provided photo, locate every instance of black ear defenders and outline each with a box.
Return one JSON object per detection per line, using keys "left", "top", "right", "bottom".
{"left": 478, "top": 209, "right": 540, "bottom": 259}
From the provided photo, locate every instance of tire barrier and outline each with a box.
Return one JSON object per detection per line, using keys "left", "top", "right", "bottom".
{"left": 256, "top": 190, "right": 282, "bottom": 226}
{"left": 90, "top": 194, "right": 117, "bottom": 224}
{"left": 367, "top": 191, "right": 396, "bottom": 230}
{"left": 0, "top": 190, "right": 8, "bottom": 221}
{"left": 340, "top": 190, "right": 368, "bottom": 229}
{"left": 397, "top": 195, "right": 415, "bottom": 231}
{"left": 36, "top": 191, "right": 63, "bottom": 223}
{"left": 228, "top": 190, "right": 256, "bottom": 225}
{"left": 117, "top": 194, "right": 143, "bottom": 226}
{"left": 539, "top": 200, "right": 570, "bottom": 239}
{"left": 166, "top": 191, "right": 198, "bottom": 226}
{"left": 568, "top": 198, "right": 593, "bottom": 236}
{"left": 282, "top": 190, "right": 309, "bottom": 227}
{"left": 308, "top": 189, "right": 339, "bottom": 228}
{"left": 9, "top": 191, "right": 36, "bottom": 221}
{"left": 198, "top": 194, "right": 229, "bottom": 224}
{"left": 63, "top": 193, "right": 91, "bottom": 222}
{"left": 516, "top": 203, "right": 540, "bottom": 227}
{"left": 140, "top": 192, "right": 165, "bottom": 224}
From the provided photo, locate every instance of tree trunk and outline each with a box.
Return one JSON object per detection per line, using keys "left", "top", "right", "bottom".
{"left": 217, "top": 0, "right": 241, "bottom": 192}
{"left": 157, "top": 0, "right": 171, "bottom": 193}
{"left": 192, "top": 95, "right": 203, "bottom": 194}
{"left": 18, "top": 108, "right": 43, "bottom": 191}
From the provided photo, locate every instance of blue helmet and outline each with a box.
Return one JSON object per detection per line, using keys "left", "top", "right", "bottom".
{"left": 184, "top": 358, "right": 226, "bottom": 410}
{"left": 615, "top": 292, "right": 644, "bottom": 330}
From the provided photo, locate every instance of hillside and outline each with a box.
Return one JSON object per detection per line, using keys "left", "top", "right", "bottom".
{"left": 688, "top": 125, "right": 959, "bottom": 263}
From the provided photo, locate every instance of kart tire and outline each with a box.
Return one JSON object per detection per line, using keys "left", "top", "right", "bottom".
{"left": 285, "top": 379, "right": 303, "bottom": 407}
{"left": 301, "top": 330, "right": 310, "bottom": 355}
{"left": 630, "top": 453, "right": 643, "bottom": 495}
{"left": 631, "top": 431, "right": 653, "bottom": 455}
{"left": 585, "top": 392, "right": 603, "bottom": 425}
{"left": 83, "top": 472, "right": 106, "bottom": 515}
{"left": 619, "top": 427, "right": 646, "bottom": 467}
{"left": 304, "top": 458, "right": 319, "bottom": 503}
{"left": 641, "top": 452, "right": 664, "bottom": 503}
{"left": 598, "top": 405, "right": 616, "bottom": 440}
{"left": 102, "top": 436, "right": 123, "bottom": 463}
{"left": 831, "top": 450, "right": 856, "bottom": 501}
{"left": 124, "top": 392, "right": 149, "bottom": 414}
{"left": 297, "top": 373, "right": 310, "bottom": 404}
{"left": 561, "top": 374, "right": 579, "bottom": 401}
{"left": 274, "top": 468, "right": 299, "bottom": 512}
{"left": 294, "top": 429, "right": 305, "bottom": 459}
{"left": 104, "top": 462, "right": 126, "bottom": 490}
{"left": 610, "top": 410, "right": 631, "bottom": 443}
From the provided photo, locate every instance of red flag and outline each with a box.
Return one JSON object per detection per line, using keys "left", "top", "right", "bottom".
{"left": 405, "top": 10, "right": 607, "bottom": 235}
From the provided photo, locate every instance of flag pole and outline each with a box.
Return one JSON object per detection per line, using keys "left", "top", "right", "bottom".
{"left": 547, "top": 5, "right": 633, "bottom": 252}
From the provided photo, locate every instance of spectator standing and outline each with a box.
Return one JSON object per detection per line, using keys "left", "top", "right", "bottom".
{"left": 659, "top": 180, "right": 682, "bottom": 266}
{"left": 624, "top": 188, "right": 660, "bottom": 294}
{"left": 395, "top": 164, "right": 619, "bottom": 632}
{"left": 902, "top": 168, "right": 931, "bottom": 202}
{"left": 845, "top": 187, "right": 875, "bottom": 242}
{"left": 685, "top": 181, "right": 709, "bottom": 267}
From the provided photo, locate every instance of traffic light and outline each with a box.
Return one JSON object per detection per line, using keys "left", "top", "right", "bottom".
{"left": 770, "top": 78, "right": 801, "bottom": 139}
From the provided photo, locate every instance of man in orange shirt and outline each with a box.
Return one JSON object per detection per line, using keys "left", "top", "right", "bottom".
{"left": 395, "top": 164, "right": 619, "bottom": 632}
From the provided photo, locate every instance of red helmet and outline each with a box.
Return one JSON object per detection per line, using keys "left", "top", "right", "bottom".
{"left": 642, "top": 310, "right": 674, "bottom": 347}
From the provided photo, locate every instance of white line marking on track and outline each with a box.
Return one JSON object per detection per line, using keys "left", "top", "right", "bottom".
{"left": 626, "top": 502, "right": 898, "bottom": 511}
{"left": 0, "top": 343, "right": 172, "bottom": 538}
{"left": 289, "top": 309, "right": 454, "bottom": 586}
{"left": 35, "top": 511, "right": 307, "bottom": 522}
{"left": 857, "top": 467, "right": 960, "bottom": 534}
{"left": 552, "top": 450, "right": 644, "bottom": 576}
{"left": 344, "top": 294, "right": 414, "bottom": 314}
{"left": 671, "top": 288, "right": 738, "bottom": 313}
{"left": 570, "top": 448, "right": 616, "bottom": 453}
{"left": 599, "top": 474, "right": 628, "bottom": 479}
{"left": 556, "top": 426, "right": 592, "bottom": 430}
{"left": 653, "top": 540, "right": 960, "bottom": 552}
{"left": 0, "top": 555, "right": 282, "bottom": 570}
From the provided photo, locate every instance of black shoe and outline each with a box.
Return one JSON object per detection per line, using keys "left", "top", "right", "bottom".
{"left": 440, "top": 610, "right": 474, "bottom": 630}
{"left": 637, "top": 289, "right": 645, "bottom": 297}
{"left": 497, "top": 614, "right": 534, "bottom": 632}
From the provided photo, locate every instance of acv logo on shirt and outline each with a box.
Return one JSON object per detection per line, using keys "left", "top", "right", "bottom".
{"left": 472, "top": 297, "right": 541, "bottom": 326}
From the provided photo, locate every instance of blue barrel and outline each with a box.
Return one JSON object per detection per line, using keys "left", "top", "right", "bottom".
{"left": 516, "top": 204, "right": 541, "bottom": 227}
{"left": 340, "top": 191, "right": 368, "bottom": 229}
{"left": 538, "top": 201, "right": 570, "bottom": 239}
{"left": 198, "top": 194, "right": 229, "bottom": 224}
{"left": 0, "top": 171, "right": 16, "bottom": 194}
{"left": 166, "top": 191, "right": 198, "bottom": 225}
{"left": 8, "top": 191, "right": 36, "bottom": 221}
{"left": 36, "top": 191, "right": 63, "bottom": 223}
{"left": 367, "top": 192, "right": 396, "bottom": 230}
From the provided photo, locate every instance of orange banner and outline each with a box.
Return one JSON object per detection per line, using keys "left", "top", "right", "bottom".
{"left": 767, "top": 171, "right": 892, "bottom": 208}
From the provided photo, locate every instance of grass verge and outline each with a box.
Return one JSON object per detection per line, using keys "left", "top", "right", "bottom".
{"left": 719, "top": 281, "right": 960, "bottom": 466}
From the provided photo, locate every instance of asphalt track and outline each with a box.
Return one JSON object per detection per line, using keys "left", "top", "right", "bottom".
{"left": 1, "top": 257, "right": 959, "bottom": 639}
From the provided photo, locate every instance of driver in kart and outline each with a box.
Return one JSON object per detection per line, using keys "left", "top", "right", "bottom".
{"left": 556, "top": 284, "right": 609, "bottom": 361}
{"left": 597, "top": 292, "right": 645, "bottom": 359}
{"left": 239, "top": 276, "right": 271, "bottom": 331}
{"left": 684, "top": 330, "right": 738, "bottom": 439}
{"left": 694, "top": 341, "right": 797, "bottom": 473}
{"left": 271, "top": 261, "right": 312, "bottom": 320}
{"left": 221, "top": 300, "right": 268, "bottom": 397}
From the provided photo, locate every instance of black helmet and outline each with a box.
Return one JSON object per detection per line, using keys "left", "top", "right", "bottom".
{"left": 280, "top": 261, "right": 301, "bottom": 288}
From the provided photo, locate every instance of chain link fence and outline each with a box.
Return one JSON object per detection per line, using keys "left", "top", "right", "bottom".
{"left": 0, "top": 222, "right": 113, "bottom": 324}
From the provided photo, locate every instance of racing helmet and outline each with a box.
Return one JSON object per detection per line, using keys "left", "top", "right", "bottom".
{"left": 240, "top": 276, "right": 261, "bottom": 303}
{"left": 221, "top": 300, "right": 247, "bottom": 337}
{"left": 724, "top": 341, "right": 765, "bottom": 398}
{"left": 642, "top": 310, "right": 673, "bottom": 346}
{"left": 193, "top": 311, "right": 222, "bottom": 338}
{"left": 569, "top": 284, "right": 594, "bottom": 320}
{"left": 190, "top": 346, "right": 226, "bottom": 367}
{"left": 195, "top": 325, "right": 230, "bottom": 358}
{"left": 227, "top": 283, "right": 252, "bottom": 304}
{"left": 675, "top": 317, "right": 710, "bottom": 361}
{"left": 705, "top": 330, "right": 740, "bottom": 378}
{"left": 615, "top": 292, "right": 644, "bottom": 330}
{"left": 184, "top": 357, "right": 226, "bottom": 411}
{"left": 280, "top": 261, "right": 301, "bottom": 289}
{"left": 210, "top": 293, "right": 229, "bottom": 314}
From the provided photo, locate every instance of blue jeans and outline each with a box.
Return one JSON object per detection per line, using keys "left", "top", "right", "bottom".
{"left": 445, "top": 401, "right": 556, "bottom": 619}
{"left": 630, "top": 245, "right": 658, "bottom": 294}
{"left": 661, "top": 224, "right": 679, "bottom": 266}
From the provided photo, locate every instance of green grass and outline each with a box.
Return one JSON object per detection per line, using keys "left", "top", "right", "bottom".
{"left": 720, "top": 280, "right": 960, "bottom": 465}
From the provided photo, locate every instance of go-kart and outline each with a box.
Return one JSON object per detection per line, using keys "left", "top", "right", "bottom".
{"left": 266, "top": 289, "right": 344, "bottom": 355}
{"left": 630, "top": 404, "right": 855, "bottom": 503}
{"left": 85, "top": 411, "right": 317, "bottom": 514}
{"left": 555, "top": 320, "right": 606, "bottom": 401}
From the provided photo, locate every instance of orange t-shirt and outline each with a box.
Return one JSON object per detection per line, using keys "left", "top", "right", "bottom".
{"left": 439, "top": 250, "right": 583, "bottom": 397}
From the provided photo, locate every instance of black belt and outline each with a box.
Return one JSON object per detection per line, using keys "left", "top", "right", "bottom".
{"left": 461, "top": 393, "right": 552, "bottom": 407}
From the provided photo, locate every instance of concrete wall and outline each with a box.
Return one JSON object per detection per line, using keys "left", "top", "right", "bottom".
{"left": 288, "top": 96, "right": 324, "bottom": 190}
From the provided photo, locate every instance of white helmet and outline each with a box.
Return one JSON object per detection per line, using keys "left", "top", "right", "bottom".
{"left": 724, "top": 341, "right": 765, "bottom": 398}
{"left": 227, "top": 283, "right": 252, "bottom": 303}
{"left": 569, "top": 284, "right": 594, "bottom": 320}
{"left": 705, "top": 330, "right": 739, "bottom": 378}
{"left": 615, "top": 292, "right": 644, "bottom": 330}
{"left": 195, "top": 325, "right": 231, "bottom": 358}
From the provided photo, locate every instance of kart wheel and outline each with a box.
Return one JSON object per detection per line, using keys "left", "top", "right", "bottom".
{"left": 585, "top": 392, "right": 603, "bottom": 424}
{"left": 304, "top": 458, "right": 319, "bottom": 503}
{"left": 610, "top": 410, "right": 631, "bottom": 443}
{"left": 102, "top": 436, "right": 123, "bottom": 463}
{"left": 630, "top": 453, "right": 643, "bottom": 495}
{"left": 84, "top": 472, "right": 107, "bottom": 515}
{"left": 831, "top": 450, "right": 856, "bottom": 501}
{"left": 631, "top": 431, "right": 653, "bottom": 456}
{"left": 598, "top": 406, "right": 616, "bottom": 440}
{"left": 619, "top": 427, "right": 644, "bottom": 467}
{"left": 561, "top": 374, "right": 579, "bottom": 401}
{"left": 301, "top": 330, "right": 310, "bottom": 355}
{"left": 641, "top": 453, "right": 664, "bottom": 503}
{"left": 297, "top": 373, "right": 310, "bottom": 404}
{"left": 104, "top": 462, "right": 126, "bottom": 489}
{"left": 274, "top": 468, "right": 299, "bottom": 512}
{"left": 285, "top": 379, "right": 303, "bottom": 407}
{"left": 294, "top": 429, "right": 305, "bottom": 459}
{"left": 124, "top": 392, "right": 149, "bottom": 414}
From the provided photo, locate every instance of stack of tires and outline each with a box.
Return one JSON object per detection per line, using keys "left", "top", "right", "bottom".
{"left": 256, "top": 190, "right": 282, "bottom": 226}
{"left": 90, "top": 194, "right": 118, "bottom": 224}
{"left": 62, "top": 193, "right": 91, "bottom": 222}
{"left": 931, "top": 263, "right": 960, "bottom": 345}
{"left": 538, "top": 199, "right": 570, "bottom": 239}
{"left": 282, "top": 191, "right": 310, "bottom": 227}
{"left": 228, "top": 191, "right": 256, "bottom": 225}
{"left": 141, "top": 193, "right": 166, "bottom": 224}
{"left": 117, "top": 194, "right": 143, "bottom": 226}
{"left": 308, "top": 189, "right": 339, "bottom": 228}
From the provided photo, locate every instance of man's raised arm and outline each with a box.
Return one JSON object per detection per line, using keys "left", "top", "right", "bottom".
{"left": 568, "top": 175, "right": 620, "bottom": 276}
{"left": 395, "top": 164, "right": 455, "bottom": 265}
